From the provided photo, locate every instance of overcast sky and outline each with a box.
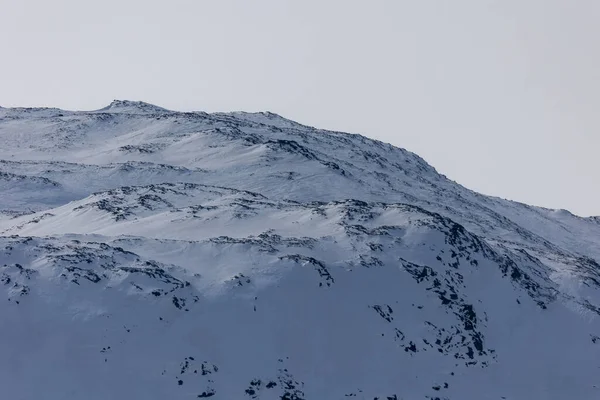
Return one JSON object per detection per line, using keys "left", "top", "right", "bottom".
{"left": 1, "top": 0, "right": 598, "bottom": 216}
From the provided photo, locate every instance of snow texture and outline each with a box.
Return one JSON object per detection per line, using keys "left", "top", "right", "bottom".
{"left": 0, "top": 100, "right": 599, "bottom": 399}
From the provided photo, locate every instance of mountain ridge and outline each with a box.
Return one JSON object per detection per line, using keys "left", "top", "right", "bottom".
{"left": 2, "top": 100, "right": 594, "bottom": 217}
{"left": 0, "top": 100, "right": 598, "bottom": 399}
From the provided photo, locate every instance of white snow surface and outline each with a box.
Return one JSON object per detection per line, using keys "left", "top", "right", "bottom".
{"left": 0, "top": 100, "right": 599, "bottom": 399}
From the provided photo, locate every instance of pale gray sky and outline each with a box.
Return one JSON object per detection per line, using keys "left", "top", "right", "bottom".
{"left": 1, "top": 0, "right": 598, "bottom": 216}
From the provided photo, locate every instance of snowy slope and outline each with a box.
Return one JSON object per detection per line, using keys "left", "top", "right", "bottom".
{"left": 0, "top": 100, "right": 599, "bottom": 399}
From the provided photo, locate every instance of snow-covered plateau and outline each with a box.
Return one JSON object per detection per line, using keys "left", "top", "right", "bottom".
{"left": 0, "top": 100, "right": 598, "bottom": 399}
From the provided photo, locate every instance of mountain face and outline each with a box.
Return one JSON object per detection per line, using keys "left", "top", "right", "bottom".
{"left": 0, "top": 101, "right": 599, "bottom": 400}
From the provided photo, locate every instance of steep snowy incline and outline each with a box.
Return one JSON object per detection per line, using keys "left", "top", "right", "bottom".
{"left": 1, "top": 201, "right": 598, "bottom": 399}
{"left": 0, "top": 101, "right": 599, "bottom": 399}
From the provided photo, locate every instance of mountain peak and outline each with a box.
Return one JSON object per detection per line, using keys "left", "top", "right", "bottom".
{"left": 96, "top": 100, "right": 171, "bottom": 114}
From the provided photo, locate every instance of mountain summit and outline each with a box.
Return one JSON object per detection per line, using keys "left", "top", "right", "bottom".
{"left": 0, "top": 101, "right": 599, "bottom": 399}
{"left": 95, "top": 99, "right": 172, "bottom": 114}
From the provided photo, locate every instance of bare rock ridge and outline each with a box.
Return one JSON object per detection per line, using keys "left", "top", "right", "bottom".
{"left": 0, "top": 100, "right": 598, "bottom": 399}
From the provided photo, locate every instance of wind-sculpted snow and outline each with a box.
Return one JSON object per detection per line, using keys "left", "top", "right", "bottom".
{"left": 0, "top": 101, "right": 599, "bottom": 399}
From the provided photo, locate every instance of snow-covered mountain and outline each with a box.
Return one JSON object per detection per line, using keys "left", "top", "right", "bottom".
{"left": 0, "top": 100, "right": 598, "bottom": 400}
